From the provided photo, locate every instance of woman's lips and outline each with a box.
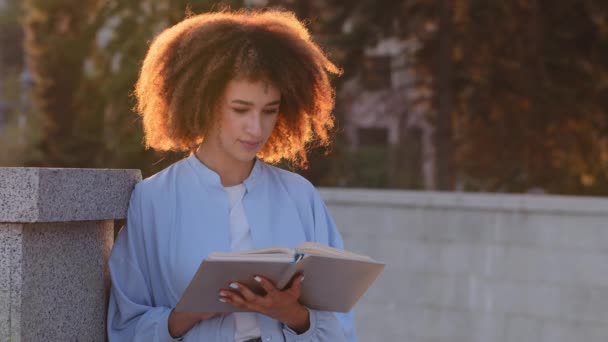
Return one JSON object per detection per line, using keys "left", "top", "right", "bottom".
{"left": 239, "top": 140, "right": 260, "bottom": 151}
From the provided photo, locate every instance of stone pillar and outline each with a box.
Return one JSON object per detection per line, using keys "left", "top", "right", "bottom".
{"left": 0, "top": 168, "right": 141, "bottom": 341}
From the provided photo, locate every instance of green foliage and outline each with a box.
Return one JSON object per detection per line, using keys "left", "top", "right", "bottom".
{"left": 313, "top": 0, "right": 608, "bottom": 195}
{"left": 77, "top": 0, "right": 245, "bottom": 177}
{"left": 11, "top": 0, "right": 608, "bottom": 194}
{"left": 22, "top": 0, "right": 109, "bottom": 167}
{"left": 350, "top": 146, "right": 389, "bottom": 188}
{"left": 442, "top": 1, "right": 608, "bottom": 194}
{"left": 0, "top": 112, "right": 44, "bottom": 167}
{"left": 0, "top": 70, "right": 43, "bottom": 166}
{"left": 0, "top": 0, "right": 24, "bottom": 70}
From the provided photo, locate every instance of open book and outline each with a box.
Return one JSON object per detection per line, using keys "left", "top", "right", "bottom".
{"left": 174, "top": 242, "right": 385, "bottom": 313}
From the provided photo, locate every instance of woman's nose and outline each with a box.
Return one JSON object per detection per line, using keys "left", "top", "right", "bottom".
{"left": 246, "top": 112, "right": 263, "bottom": 137}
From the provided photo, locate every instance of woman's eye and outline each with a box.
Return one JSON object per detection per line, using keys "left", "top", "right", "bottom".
{"left": 264, "top": 109, "right": 279, "bottom": 115}
{"left": 232, "top": 108, "right": 248, "bottom": 114}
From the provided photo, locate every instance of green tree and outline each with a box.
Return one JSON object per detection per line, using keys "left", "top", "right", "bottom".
{"left": 22, "top": 0, "right": 244, "bottom": 174}
{"left": 80, "top": 0, "right": 245, "bottom": 176}
{"left": 23, "top": 0, "right": 109, "bottom": 167}
{"left": 0, "top": 0, "right": 40, "bottom": 167}
{"left": 20, "top": 0, "right": 608, "bottom": 194}
{"left": 446, "top": 1, "right": 608, "bottom": 194}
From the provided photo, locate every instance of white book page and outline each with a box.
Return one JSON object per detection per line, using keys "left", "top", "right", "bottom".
{"left": 296, "top": 242, "right": 373, "bottom": 261}
{"left": 207, "top": 246, "right": 295, "bottom": 262}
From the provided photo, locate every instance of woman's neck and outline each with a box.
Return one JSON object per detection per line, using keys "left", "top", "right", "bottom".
{"left": 194, "top": 144, "right": 254, "bottom": 187}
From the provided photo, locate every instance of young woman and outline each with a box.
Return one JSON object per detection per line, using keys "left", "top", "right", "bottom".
{"left": 107, "top": 9, "right": 356, "bottom": 342}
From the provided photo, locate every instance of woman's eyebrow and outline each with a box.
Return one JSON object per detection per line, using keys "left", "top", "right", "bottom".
{"left": 230, "top": 100, "right": 253, "bottom": 106}
{"left": 230, "top": 99, "right": 281, "bottom": 106}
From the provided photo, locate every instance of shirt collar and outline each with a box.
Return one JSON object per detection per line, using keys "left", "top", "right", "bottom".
{"left": 185, "top": 153, "right": 263, "bottom": 191}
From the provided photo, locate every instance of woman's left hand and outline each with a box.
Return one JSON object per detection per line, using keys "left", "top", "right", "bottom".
{"left": 219, "top": 274, "right": 310, "bottom": 333}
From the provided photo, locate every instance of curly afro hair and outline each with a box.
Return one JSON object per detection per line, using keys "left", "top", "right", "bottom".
{"left": 134, "top": 9, "right": 341, "bottom": 168}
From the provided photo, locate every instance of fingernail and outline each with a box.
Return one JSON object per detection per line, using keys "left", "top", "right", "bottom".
{"left": 219, "top": 297, "right": 226, "bottom": 303}
{"left": 254, "top": 276, "right": 262, "bottom": 283}
{"left": 229, "top": 282, "right": 239, "bottom": 289}
{"left": 300, "top": 275, "right": 305, "bottom": 282}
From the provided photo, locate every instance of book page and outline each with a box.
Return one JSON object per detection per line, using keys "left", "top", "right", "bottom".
{"left": 208, "top": 247, "right": 295, "bottom": 262}
{"left": 295, "top": 242, "right": 373, "bottom": 261}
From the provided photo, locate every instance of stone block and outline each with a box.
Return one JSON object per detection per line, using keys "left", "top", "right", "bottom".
{"left": 505, "top": 314, "right": 541, "bottom": 342}
{"left": 0, "top": 167, "right": 141, "bottom": 222}
{"left": 0, "top": 167, "right": 141, "bottom": 341}
{"left": 541, "top": 320, "right": 608, "bottom": 342}
{"left": 0, "top": 221, "right": 113, "bottom": 341}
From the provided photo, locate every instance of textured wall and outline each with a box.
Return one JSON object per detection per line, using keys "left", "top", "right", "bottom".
{"left": 0, "top": 223, "right": 22, "bottom": 341}
{"left": 0, "top": 167, "right": 140, "bottom": 341}
{"left": 3, "top": 167, "right": 607, "bottom": 341}
{"left": 0, "top": 221, "right": 114, "bottom": 341}
{"left": 320, "top": 188, "right": 608, "bottom": 342}
{"left": 22, "top": 221, "right": 113, "bottom": 341}
{"left": 0, "top": 168, "right": 141, "bottom": 223}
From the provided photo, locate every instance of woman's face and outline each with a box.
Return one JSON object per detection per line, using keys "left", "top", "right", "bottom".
{"left": 206, "top": 79, "right": 281, "bottom": 164}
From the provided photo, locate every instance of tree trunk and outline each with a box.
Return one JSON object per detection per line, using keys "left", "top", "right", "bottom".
{"left": 435, "top": 0, "right": 454, "bottom": 190}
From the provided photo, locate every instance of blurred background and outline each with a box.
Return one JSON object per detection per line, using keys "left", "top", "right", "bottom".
{"left": 3, "top": 2, "right": 608, "bottom": 341}
{"left": 1, "top": 0, "right": 608, "bottom": 195}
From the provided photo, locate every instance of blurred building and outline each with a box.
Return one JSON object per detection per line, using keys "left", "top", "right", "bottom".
{"left": 339, "top": 37, "right": 435, "bottom": 189}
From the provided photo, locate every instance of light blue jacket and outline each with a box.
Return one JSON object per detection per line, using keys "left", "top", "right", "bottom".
{"left": 107, "top": 154, "right": 356, "bottom": 341}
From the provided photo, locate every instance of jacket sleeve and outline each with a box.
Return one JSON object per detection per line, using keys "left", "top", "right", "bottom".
{"left": 282, "top": 188, "right": 358, "bottom": 342}
{"left": 282, "top": 308, "right": 351, "bottom": 342}
{"left": 107, "top": 185, "right": 183, "bottom": 341}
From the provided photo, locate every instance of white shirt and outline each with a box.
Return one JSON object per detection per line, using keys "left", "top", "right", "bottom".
{"left": 225, "top": 184, "right": 262, "bottom": 342}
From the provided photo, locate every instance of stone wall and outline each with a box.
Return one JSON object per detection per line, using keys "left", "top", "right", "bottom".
{"left": 320, "top": 188, "right": 608, "bottom": 342}
{"left": 0, "top": 168, "right": 141, "bottom": 341}
{"left": 3, "top": 168, "right": 607, "bottom": 341}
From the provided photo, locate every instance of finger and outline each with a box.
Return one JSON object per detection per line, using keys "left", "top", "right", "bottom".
{"left": 285, "top": 274, "right": 304, "bottom": 297}
{"left": 253, "top": 275, "right": 279, "bottom": 295}
{"left": 228, "top": 282, "right": 261, "bottom": 304}
{"left": 219, "top": 290, "right": 250, "bottom": 309}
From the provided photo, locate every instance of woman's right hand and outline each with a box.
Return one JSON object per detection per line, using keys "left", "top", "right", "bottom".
{"left": 168, "top": 309, "right": 222, "bottom": 338}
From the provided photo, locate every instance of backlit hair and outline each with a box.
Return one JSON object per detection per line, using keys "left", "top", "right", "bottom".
{"left": 134, "top": 9, "right": 341, "bottom": 168}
